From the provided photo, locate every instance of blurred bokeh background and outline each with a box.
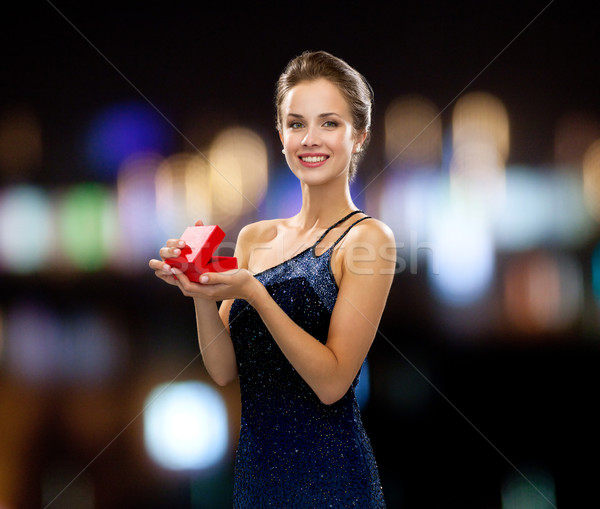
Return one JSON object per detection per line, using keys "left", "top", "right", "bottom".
{"left": 1, "top": 2, "right": 598, "bottom": 508}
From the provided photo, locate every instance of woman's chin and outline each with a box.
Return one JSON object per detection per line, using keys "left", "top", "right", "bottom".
{"left": 291, "top": 168, "right": 349, "bottom": 187}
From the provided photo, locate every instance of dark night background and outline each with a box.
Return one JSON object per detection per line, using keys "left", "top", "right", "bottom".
{"left": 1, "top": 1, "right": 599, "bottom": 508}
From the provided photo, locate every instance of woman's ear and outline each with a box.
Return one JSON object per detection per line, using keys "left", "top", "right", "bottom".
{"left": 279, "top": 131, "right": 286, "bottom": 154}
{"left": 359, "top": 130, "right": 368, "bottom": 145}
{"left": 354, "top": 130, "right": 368, "bottom": 153}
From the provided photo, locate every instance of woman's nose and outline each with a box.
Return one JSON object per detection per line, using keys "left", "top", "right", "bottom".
{"left": 302, "top": 126, "right": 320, "bottom": 146}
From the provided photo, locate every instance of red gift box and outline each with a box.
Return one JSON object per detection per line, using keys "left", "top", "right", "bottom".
{"left": 168, "top": 225, "right": 237, "bottom": 282}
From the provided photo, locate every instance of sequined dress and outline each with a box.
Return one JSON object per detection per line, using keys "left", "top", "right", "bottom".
{"left": 229, "top": 210, "right": 386, "bottom": 508}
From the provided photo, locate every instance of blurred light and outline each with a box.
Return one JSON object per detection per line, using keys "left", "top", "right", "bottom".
{"left": 155, "top": 126, "right": 268, "bottom": 236}
{"left": 4, "top": 301, "right": 125, "bottom": 386}
{"left": 493, "top": 166, "right": 596, "bottom": 251}
{"left": 155, "top": 152, "right": 213, "bottom": 236}
{"left": 4, "top": 300, "right": 62, "bottom": 385}
{"left": 378, "top": 170, "right": 445, "bottom": 277}
{"left": 261, "top": 164, "right": 302, "bottom": 220}
{"left": 493, "top": 168, "right": 551, "bottom": 251}
{"left": 450, "top": 91, "right": 509, "bottom": 216}
{"left": 349, "top": 174, "right": 368, "bottom": 213}
{"left": 449, "top": 140, "right": 505, "bottom": 212}
{"left": 452, "top": 91, "right": 509, "bottom": 160}
{"left": 503, "top": 251, "right": 583, "bottom": 334}
{"left": 85, "top": 101, "right": 172, "bottom": 180}
{"left": 592, "top": 242, "right": 600, "bottom": 305}
{"left": 0, "top": 105, "right": 42, "bottom": 178}
{"left": 144, "top": 381, "right": 229, "bottom": 471}
{"left": 207, "top": 127, "right": 268, "bottom": 228}
{"left": 554, "top": 112, "right": 600, "bottom": 168}
{"left": 583, "top": 139, "right": 600, "bottom": 221}
{"left": 548, "top": 168, "right": 598, "bottom": 246}
{"left": 116, "top": 152, "right": 164, "bottom": 271}
{"left": 0, "top": 185, "right": 53, "bottom": 273}
{"left": 428, "top": 202, "right": 495, "bottom": 306}
{"left": 355, "top": 359, "right": 370, "bottom": 409}
{"left": 501, "top": 464, "right": 556, "bottom": 509}
{"left": 56, "top": 183, "right": 118, "bottom": 271}
{"left": 379, "top": 165, "right": 445, "bottom": 233}
{"left": 60, "top": 309, "right": 126, "bottom": 385}
{"left": 384, "top": 95, "right": 442, "bottom": 167}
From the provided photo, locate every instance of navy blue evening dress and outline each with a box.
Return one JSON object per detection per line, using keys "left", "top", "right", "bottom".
{"left": 229, "top": 210, "right": 386, "bottom": 508}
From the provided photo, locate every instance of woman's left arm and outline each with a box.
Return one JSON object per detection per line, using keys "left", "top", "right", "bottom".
{"left": 249, "top": 220, "right": 396, "bottom": 404}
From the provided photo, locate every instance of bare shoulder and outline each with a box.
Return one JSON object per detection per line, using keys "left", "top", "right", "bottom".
{"left": 234, "top": 218, "right": 282, "bottom": 265}
{"left": 334, "top": 216, "right": 396, "bottom": 285}
{"left": 345, "top": 216, "right": 395, "bottom": 247}
{"left": 237, "top": 218, "right": 281, "bottom": 246}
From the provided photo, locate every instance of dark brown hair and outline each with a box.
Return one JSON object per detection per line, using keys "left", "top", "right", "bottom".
{"left": 275, "top": 50, "right": 374, "bottom": 179}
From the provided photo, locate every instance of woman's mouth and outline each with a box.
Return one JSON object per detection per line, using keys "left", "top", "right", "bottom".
{"left": 299, "top": 154, "right": 329, "bottom": 167}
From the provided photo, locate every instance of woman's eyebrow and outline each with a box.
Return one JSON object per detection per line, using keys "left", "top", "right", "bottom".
{"left": 287, "top": 112, "right": 342, "bottom": 118}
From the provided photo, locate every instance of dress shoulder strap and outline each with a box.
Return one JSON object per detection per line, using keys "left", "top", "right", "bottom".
{"left": 329, "top": 215, "right": 371, "bottom": 250}
{"left": 312, "top": 210, "right": 371, "bottom": 251}
{"left": 312, "top": 210, "right": 364, "bottom": 249}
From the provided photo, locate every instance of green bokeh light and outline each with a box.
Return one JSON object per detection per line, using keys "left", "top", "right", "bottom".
{"left": 57, "top": 183, "right": 117, "bottom": 272}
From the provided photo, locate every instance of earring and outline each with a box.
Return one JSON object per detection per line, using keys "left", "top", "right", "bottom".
{"left": 281, "top": 148, "right": 285, "bottom": 154}
{"left": 355, "top": 146, "right": 361, "bottom": 153}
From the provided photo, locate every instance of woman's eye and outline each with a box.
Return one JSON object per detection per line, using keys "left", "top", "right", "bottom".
{"left": 289, "top": 121, "right": 303, "bottom": 129}
{"left": 323, "top": 121, "right": 338, "bottom": 128}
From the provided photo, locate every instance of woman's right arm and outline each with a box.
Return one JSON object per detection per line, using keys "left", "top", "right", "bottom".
{"left": 192, "top": 297, "right": 237, "bottom": 387}
{"left": 149, "top": 221, "right": 255, "bottom": 387}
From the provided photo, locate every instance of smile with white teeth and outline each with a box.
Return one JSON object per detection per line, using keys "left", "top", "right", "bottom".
{"left": 300, "top": 155, "right": 328, "bottom": 162}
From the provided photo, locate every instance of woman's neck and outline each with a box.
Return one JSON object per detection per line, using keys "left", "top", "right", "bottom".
{"left": 293, "top": 179, "right": 357, "bottom": 230}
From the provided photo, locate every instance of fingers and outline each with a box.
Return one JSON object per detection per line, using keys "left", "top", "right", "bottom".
{"left": 166, "top": 239, "right": 186, "bottom": 249}
{"left": 159, "top": 239, "right": 187, "bottom": 260}
{"left": 157, "top": 220, "right": 204, "bottom": 261}
{"left": 170, "top": 269, "right": 207, "bottom": 298}
{"left": 149, "top": 258, "right": 176, "bottom": 284}
{"left": 149, "top": 258, "right": 172, "bottom": 273}
{"left": 195, "top": 271, "right": 225, "bottom": 285}
{"left": 170, "top": 268, "right": 228, "bottom": 300}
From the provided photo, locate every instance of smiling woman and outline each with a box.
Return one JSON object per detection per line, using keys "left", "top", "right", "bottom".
{"left": 275, "top": 51, "right": 373, "bottom": 182}
{"left": 278, "top": 78, "right": 363, "bottom": 186}
{"left": 149, "top": 50, "right": 394, "bottom": 508}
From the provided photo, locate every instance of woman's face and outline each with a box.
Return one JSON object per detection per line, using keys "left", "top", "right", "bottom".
{"left": 279, "top": 78, "right": 363, "bottom": 185}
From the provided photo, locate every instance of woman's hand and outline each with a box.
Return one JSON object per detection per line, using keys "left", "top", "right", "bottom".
{"left": 170, "top": 268, "right": 263, "bottom": 304}
{"left": 148, "top": 238, "right": 187, "bottom": 286}
{"left": 148, "top": 219, "right": 205, "bottom": 287}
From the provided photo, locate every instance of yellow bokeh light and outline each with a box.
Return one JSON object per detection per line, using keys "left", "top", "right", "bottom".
{"left": 583, "top": 139, "right": 600, "bottom": 221}
{"left": 154, "top": 127, "right": 268, "bottom": 235}
{"left": 452, "top": 91, "right": 510, "bottom": 161}
{"left": 384, "top": 94, "right": 442, "bottom": 167}
{"left": 207, "top": 127, "right": 268, "bottom": 228}
{"left": 155, "top": 152, "right": 212, "bottom": 235}
{"left": 449, "top": 140, "right": 506, "bottom": 211}
{"left": 450, "top": 92, "right": 509, "bottom": 214}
